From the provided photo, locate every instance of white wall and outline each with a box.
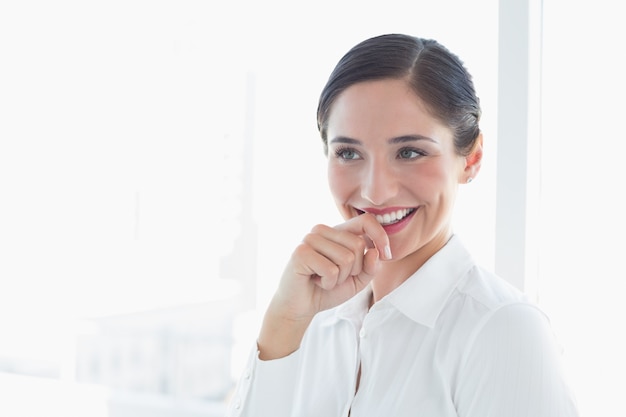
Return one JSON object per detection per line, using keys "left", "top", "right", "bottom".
{"left": 538, "top": 1, "right": 626, "bottom": 415}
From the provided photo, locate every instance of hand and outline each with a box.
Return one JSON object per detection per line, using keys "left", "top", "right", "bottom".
{"left": 277, "top": 213, "right": 391, "bottom": 318}
{"left": 258, "top": 213, "right": 390, "bottom": 359}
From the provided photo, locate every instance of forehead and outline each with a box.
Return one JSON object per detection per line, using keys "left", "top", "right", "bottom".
{"left": 326, "top": 78, "right": 452, "bottom": 143}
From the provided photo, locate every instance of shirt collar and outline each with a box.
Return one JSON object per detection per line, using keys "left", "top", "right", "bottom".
{"left": 333, "top": 283, "right": 373, "bottom": 324}
{"left": 383, "top": 234, "right": 474, "bottom": 328}
{"left": 330, "top": 235, "right": 474, "bottom": 328}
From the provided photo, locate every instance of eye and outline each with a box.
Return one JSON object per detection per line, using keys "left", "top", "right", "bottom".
{"left": 334, "top": 146, "right": 361, "bottom": 161}
{"left": 398, "top": 147, "right": 426, "bottom": 159}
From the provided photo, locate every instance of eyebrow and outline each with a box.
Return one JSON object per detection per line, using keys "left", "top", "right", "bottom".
{"left": 329, "top": 134, "right": 438, "bottom": 145}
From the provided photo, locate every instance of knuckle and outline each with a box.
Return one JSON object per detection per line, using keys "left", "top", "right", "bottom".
{"left": 293, "top": 242, "right": 313, "bottom": 258}
{"left": 353, "top": 236, "right": 367, "bottom": 252}
{"left": 321, "top": 265, "right": 340, "bottom": 287}
{"left": 337, "top": 250, "right": 356, "bottom": 267}
{"left": 310, "top": 223, "right": 330, "bottom": 234}
{"left": 301, "top": 231, "right": 322, "bottom": 246}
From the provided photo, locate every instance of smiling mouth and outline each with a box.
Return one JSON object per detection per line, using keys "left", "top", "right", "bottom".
{"left": 358, "top": 208, "right": 417, "bottom": 226}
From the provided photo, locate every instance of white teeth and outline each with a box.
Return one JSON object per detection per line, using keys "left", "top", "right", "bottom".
{"left": 374, "top": 208, "right": 414, "bottom": 226}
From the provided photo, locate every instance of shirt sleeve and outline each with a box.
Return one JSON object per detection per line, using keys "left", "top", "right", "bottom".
{"left": 225, "top": 344, "right": 301, "bottom": 417}
{"left": 454, "top": 303, "right": 580, "bottom": 417}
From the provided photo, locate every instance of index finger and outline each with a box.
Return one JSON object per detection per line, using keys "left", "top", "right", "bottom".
{"left": 334, "top": 213, "right": 392, "bottom": 260}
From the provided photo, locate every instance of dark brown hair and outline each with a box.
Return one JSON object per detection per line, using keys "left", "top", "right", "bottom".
{"left": 317, "top": 34, "right": 481, "bottom": 156}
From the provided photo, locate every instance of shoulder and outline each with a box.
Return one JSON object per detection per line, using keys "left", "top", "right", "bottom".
{"left": 435, "top": 264, "right": 558, "bottom": 366}
{"left": 456, "top": 264, "right": 530, "bottom": 310}
{"left": 448, "top": 271, "right": 579, "bottom": 416}
{"left": 457, "top": 266, "right": 554, "bottom": 345}
{"left": 462, "top": 301, "right": 556, "bottom": 363}
{"left": 448, "top": 266, "right": 561, "bottom": 370}
{"left": 439, "top": 264, "right": 536, "bottom": 335}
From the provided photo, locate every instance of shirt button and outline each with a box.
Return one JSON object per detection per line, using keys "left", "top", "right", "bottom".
{"left": 244, "top": 369, "right": 251, "bottom": 379}
{"left": 359, "top": 328, "right": 367, "bottom": 338}
{"left": 234, "top": 399, "right": 241, "bottom": 409}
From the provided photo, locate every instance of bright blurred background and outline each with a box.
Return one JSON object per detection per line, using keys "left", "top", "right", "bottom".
{"left": 0, "top": 1, "right": 623, "bottom": 416}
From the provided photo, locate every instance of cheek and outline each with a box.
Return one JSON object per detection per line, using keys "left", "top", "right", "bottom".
{"left": 426, "top": 154, "right": 464, "bottom": 181}
{"left": 327, "top": 164, "right": 346, "bottom": 199}
{"left": 407, "top": 161, "right": 460, "bottom": 199}
{"left": 409, "top": 163, "right": 447, "bottom": 189}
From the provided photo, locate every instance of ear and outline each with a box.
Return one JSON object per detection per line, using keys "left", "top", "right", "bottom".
{"left": 462, "top": 133, "right": 483, "bottom": 183}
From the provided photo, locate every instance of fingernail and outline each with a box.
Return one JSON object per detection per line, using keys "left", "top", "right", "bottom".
{"left": 384, "top": 245, "right": 392, "bottom": 260}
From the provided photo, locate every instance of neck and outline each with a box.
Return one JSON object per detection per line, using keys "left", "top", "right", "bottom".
{"left": 370, "top": 230, "right": 453, "bottom": 303}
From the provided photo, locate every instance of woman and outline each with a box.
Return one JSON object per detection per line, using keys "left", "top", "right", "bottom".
{"left": 226, "top": 34, "right": 579, "bottom": 417}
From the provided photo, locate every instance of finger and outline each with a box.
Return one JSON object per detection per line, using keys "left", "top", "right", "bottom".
{"left": 323, "top": 225, "right": 368, "bottom": 277}
{"left": 335, "top": 214, "right": 392, "bottom": 260}
{"left": 362, "top": 247, "right": 381, "bottom": 277}
{"left": 305, "top": 225, "right": 366, "bottom": 282}
{"left": 291, "top": 243, "right": 341, "bottom": 289}
{"left": 345, "top": 247, "right": 380, "bottom": 294}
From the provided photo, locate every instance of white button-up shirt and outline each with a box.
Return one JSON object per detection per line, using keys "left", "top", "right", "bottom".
{"left": 227, "top": 236, "right": 579, "bottom": 417}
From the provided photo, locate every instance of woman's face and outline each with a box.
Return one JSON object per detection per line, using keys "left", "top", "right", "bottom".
{"left": 326, "top": 78, "right": 470, "bottom": 260}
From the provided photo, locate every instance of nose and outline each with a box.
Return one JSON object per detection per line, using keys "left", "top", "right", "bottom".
{"left": 361, "top": 158, "right": 398, "bottom": 206}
